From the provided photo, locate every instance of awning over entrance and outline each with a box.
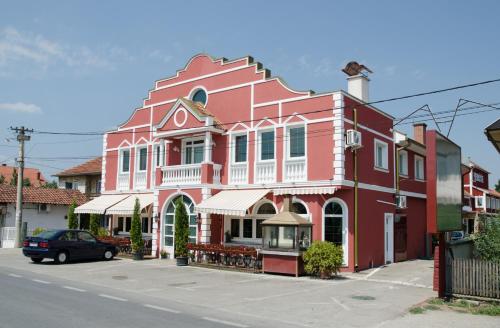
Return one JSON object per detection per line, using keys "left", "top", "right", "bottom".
{"left": 106, "top": 193, "right": 153, "bottom": 215}
{"left": 273, "top": 186, "right": 339, "bottom": 195}
{"left": 74, "top": 194, "right": 129, "bottom": 214}
{"left": 195, "top": 189, "right": 270, "bottom": 217}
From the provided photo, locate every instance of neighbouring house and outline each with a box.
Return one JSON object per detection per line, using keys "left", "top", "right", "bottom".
{"left": 75, "top": 53, "right": 434, "bottom": 272}
{"left": 484, "top": 118, "right": 500, "bottom": 153}
{"left": 0, "top": 184, "right": 87, "bottom": 248}
{"left": 0, "top": 164, "right": 47, "bottom": 187}
{"left": 462, "top": 158, "right": 500, "bottom": 234}
{"left": 54, "top": 157, "right": 102, "bottom": 198}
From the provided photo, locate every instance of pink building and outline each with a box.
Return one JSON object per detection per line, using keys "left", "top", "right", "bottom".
{"left": 79, "top": 54, "right": 430, "bottom": 271}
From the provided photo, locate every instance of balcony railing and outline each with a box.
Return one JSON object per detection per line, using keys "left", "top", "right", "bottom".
{"left": 229, "top": 162, "right": 247, "bottom": 184}
{"left": 135, "top": 171, "right": 147, "bottom": 190}
{"left": 255, "top": 161, "right": 275, "bottom": 184}
{"left": 284, "top": 158, "right": 306, "bottom": 182}
{"left": 117, "top": 173, "right": 130, "bottom": 191}
{"left": 162, "top": 163, "right": 222, "bottom": 186}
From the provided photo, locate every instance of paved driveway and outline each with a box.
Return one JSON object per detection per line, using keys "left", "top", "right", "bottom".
{"left": 1, "top": 249, "right": 497, "bottom": 328}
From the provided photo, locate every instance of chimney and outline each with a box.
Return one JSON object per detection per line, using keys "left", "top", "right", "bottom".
{"left": 342, "top": 61, "right": 372, "bottom": 102}
{"left": 282, "top": 196, "right": 292, "bottom": 212}
{"left": 413, "top": 123, "right": 427, "bottom": 145}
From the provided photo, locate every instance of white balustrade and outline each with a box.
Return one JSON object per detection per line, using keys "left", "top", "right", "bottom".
{"left": 255, "top": 161, "right": 275, "bottom": 184}
{"left": 284, "top": 159, "right": 306, "bottom": 182}
{"left": 134, "top": 171, "right": 147, "bottom": 190}
{"left": 118, "top": 173, "right": 130, "bottom": 191}
{"left": 229, "top": 163, "right": 248, "bottom": 184}
{"left": 213, "top": 164, "right": 222, "bottom": 184}
{"left": 162, "top": 164, "right": 202, "bottom": 186}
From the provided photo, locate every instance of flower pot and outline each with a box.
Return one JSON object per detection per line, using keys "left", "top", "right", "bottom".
{"left": 319, "top": 270, "right": 331, "bottom": 279}
{"left": 133, "top": 251, "right": 144, "bottom": 261}
{"left": 176, "top": 256, "right": 188, "bottom": 266}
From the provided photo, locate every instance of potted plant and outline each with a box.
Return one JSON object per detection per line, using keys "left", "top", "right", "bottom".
{"left": 160, "top": 250, "right": 169, "bottom": 259}
{"left": 113, "top": 227, "right": 120, "bottom": 236}
{"left": 225, "top": 230, "right": 232, "bottom": 243}
{"left": 303, "top": 241, "right": 343, "bottom": 279}
{"left": 130, "top": 198, "right": 144, "bottom": 260}
{"left": 174, "top": 197, "right": 189, "bottom": 266}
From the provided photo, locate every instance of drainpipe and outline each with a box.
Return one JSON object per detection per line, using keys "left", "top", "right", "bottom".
{"left": 353, "top": 108, "right": 359, "bottom": 271}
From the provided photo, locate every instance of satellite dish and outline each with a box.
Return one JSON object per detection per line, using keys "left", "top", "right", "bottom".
{"left": 342, "top": 61, "right": 373, "bottom": 77}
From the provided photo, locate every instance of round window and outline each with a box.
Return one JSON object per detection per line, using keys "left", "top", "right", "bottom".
{"left": 192, "top": 89, "right": 207, "bottom": 105}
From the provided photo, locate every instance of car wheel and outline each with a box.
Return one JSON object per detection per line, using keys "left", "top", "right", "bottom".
{"left": 54, "top": 251, "right": 68, "bottom": 264}
{"left": 103, "top": 249, "right": 114, "bottom": 261}
{"left": 31, "top": 257, "right": 43, "bottom": 263}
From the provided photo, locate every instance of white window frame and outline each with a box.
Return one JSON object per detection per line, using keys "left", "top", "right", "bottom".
{"left": 374, "top": 138, "right": 389, "bottom": 171}
{"left": 181, "top": 137, "right": 205, "bottom": 165}
{"left": 475, "top": 195, "right": 484, "bottom": 209}
{"left": 154, "top": 143, "right": 164, "bottom": 168}
{"left": 231, "top": 131, "right": 249, "bottom": 164}
{"left": 256, "top": 127, "right": 276, "bottom": 162}
{"left": 285, "top": 124, "right": 306, "bottom": 160}
{"left": 322, "top": 198, "right": 348, "bottom": 266}
{"left": 135, "top": 145, "right": 148, "bottom": 172}
{"left": 119, "top": 148, "right": 131, "bottom": 174}
{"left": 414, "top": 155, "right": 425, "bottom": 181}
{"left": 398, "top": 150, "right": 408, "bottom": 177}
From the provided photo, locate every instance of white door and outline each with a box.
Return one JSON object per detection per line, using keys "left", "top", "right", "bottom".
{"left": 384, "top": 213, "right": 394, "bottom": 264}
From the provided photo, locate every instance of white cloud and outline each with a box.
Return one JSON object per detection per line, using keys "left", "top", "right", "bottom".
{"left": 0, "top": 102, "right": 42, "bottom": 114}
{"left": 148, "top": 49, "right": 173, "bottom": 63}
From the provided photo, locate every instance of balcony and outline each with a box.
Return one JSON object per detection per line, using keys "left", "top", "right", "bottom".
{"left": 284, "top": 158, "right": 306, "bottom": 182}
{"left": 162, "top": 163, "right": 222, "bottom": 186}
{"left": 117, "top": 173, "right": 130, "bottom": 191}
{"left": 134, "top": 171, "right": 147, "bottom": 190}
{"left": 255, "top": 161, "right": 275, "bottom": 184}
{"left": 229, "top": 162, "right": 247, "bottom": 184}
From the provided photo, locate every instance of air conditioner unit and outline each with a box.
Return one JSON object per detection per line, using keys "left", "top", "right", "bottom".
{"left": 346, "top": 129, "right": 362, "bottom": 149}
{"left": 396, "top": 195, "right": 407, "bottom": 209}
{"left": 38, "top": 204, "right": 51, "bottom": 213}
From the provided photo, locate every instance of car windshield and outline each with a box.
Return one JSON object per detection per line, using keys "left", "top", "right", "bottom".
{"left": 35, "top": 230, "right": 61, "bottom": 240}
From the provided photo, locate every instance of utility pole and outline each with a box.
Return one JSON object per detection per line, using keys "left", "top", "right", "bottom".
{"left": 10, "top": 126, "right": 33, "bottom": 248}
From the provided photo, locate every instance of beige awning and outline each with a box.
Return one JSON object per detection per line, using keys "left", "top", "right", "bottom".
{"left": 273, "top": 186, "right": 339, "bottom": 195}
{"left": 75, "top": 194, "right": 130, "bottom": 214}
{"left": 106, "top": 193, "right": 153, "bottom": 216}
{"left": 261, "top": 211, "right": 312, "bottom": 226}
{"left": 195, "top": 189, "right": 269, "bottom": 217}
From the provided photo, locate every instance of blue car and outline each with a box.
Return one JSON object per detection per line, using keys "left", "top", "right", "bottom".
{"left": 23, "top": 229, "right": 117, "bottom": 264}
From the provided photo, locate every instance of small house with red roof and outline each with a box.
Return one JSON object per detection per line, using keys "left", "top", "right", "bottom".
{"left": 54, "top": 157, "right": 102, "bottom": 199}
{"left": 0, "top": 164, "right": 47, "bottom": 187}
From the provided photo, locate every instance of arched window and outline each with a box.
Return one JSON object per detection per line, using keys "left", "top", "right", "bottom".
{"left": 256, "top": 202, "right": 276, "bottom": 215}
{"left": 164, "top": 195, "right": 197, "bottom": 248}
{"left": 291, "top": 202, "right": 307, "bottom": 215}
{"left": 191, "top": 89, "right": 207, "bottom": 105}
{"left": 324, "top": 201, "right": 344, "bottom": 245}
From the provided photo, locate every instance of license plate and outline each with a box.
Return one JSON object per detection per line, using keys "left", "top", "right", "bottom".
{"left": 29, "top": 242, "right": 38, "bottom": 247}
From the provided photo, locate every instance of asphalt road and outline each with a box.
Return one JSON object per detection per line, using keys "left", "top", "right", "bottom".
{"left": 0, "top": 270, "right": 248, "bottom": 328}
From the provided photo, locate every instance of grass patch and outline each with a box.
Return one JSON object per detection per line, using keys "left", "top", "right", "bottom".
{"left": 423, "top": 304, "right": 441, "bottom": 311}
{"left": 428, "top": 298, "right": 445, "bottom": 305}
{"left": 409, "top": 307, "right": 425, "bottom": 314}
{"left": 473, "top": 304, "right": 500, "bottom": 316}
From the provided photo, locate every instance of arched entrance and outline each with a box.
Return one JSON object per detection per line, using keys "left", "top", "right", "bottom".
{"left": 163, "top": 194, "right": 197, "bottom": 256}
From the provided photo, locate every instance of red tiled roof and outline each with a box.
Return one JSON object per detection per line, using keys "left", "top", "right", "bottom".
{"left": 55, "top": 157, "right": 102, "bottom": 177}
{"left": 488, "top": 189, "right": 500, "bottom": 198}
{"left": 0, "top": 185, "right": 87, "bottom": 205}
{"left": 0, "top": 165, "right": 47, "bottom": 187}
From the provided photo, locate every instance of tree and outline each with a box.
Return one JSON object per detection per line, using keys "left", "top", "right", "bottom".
{"left": 174, "top": 196, "right": 189, "bottom": 258}
{"left": 495, "top": 179, "right": 500, "bottom": 193}
{"left": 0, "top": 174, "right": 4, "bottom": 184}
{"left": 42, "top": 180, "right": 58, "bottom": 189}
{"left": 303, "top": 241, "right": 344, "bottom": 278}
{"left": 473, "top": 214, "right": 500, "bottom": 261}
{"left": 130, "top": 198, "right": 144, "bottom": 254}
{"left": 10, "top": 169, "right": 31, "bottom": 186}
{"left": 67, "top": 200, "right": 78, "bottom": 229}
{"left": 89, "top": 213, "right": 100, "bottom": 236}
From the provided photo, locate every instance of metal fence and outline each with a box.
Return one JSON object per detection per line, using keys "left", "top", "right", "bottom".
{"left": 450, "top": 258, "right": 500, "bottom": 299}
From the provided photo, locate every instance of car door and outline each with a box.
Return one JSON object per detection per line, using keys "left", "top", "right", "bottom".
{"left": 57, "top": 231, "right": 79, "bottom": 259}
{"left": 77, "top": 231, "right": 101, "bottom": 259}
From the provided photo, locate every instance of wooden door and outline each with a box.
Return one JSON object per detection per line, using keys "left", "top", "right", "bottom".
{"left": 394, "top": 215, "right": 407, "bottom": 262}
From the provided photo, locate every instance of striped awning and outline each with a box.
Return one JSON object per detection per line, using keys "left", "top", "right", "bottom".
{"left": 106, "top": 193, "right": 153, "bottom": 215}
{"left": 74, "top": 194, "right": 129, "bottom": 214}
{"left": 273, "top": 186, "right": 339, "bottom": 195}
{"left": 195, "top": 189, "right": 269, "bottom": 217}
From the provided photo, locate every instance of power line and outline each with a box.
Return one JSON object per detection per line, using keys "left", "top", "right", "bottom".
{"left": 31, "top": 77, "right": 500, "bottom": 136}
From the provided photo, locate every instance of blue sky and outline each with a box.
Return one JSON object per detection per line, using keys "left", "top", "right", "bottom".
{"left": 0, "top": 0, "right": 499, "bottom": 186}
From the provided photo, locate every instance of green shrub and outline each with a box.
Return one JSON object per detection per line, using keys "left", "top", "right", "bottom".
{"left": 303, "top": 241, "right": 343, "bottom": 278}
{"left": 97, "top": 227, "right": 109, "bottom": 238}
{"left": 130, "top": 198, "right": 144, "bottom": 253}
{"left": 473, "top": 214, "right": 500, "bottom": 261}
{"left": 174, "top": 196, "right": 189, "bottom": 258}
{"left": 89, "top": 213, "right": 100, "bottom": 236}
{"left": 32, "top": 227, "right": 46, "bottom": 236}
{"left": 67, "top": 200, "right": 78, "bottom": 229}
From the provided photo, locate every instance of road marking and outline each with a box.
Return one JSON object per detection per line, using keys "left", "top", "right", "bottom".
{"left": 62, "top": 286, "right": 86, "bottom": 292}
{"left": 143, "top": 304, "right": 181, "bottom": 314}
{"left": 32, "top": 279, "right": 51, "bottom": 284}
{"left": 331, "top": 297, "right": 350, "bottom": 311}
{"left": 365, "top": 267, "right": 382, "bottom": 279}
{"left": 8, "top": 273, "right": 22, "bottom": 278}
{"left": 98, "top": 294, "right": 127, "bottom": 302}
{"left": 202, "top": 317, "right": 249, "bottom": 328}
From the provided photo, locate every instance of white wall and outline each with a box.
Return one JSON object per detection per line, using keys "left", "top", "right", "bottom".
{"left": 2, "top": 203, "right": 69, "bottom": 231}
